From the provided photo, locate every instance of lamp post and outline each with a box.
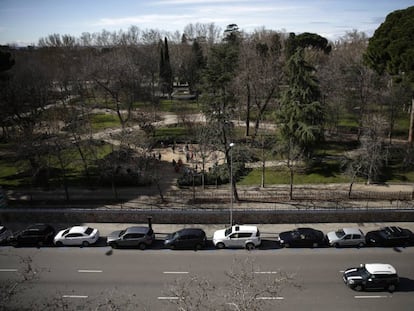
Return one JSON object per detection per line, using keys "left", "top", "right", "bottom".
{"left": 229, "top": 142, "right": 235, "bottom": 226}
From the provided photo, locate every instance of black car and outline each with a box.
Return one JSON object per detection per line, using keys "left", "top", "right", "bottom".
{"left": 107, "top": 226, "right": 155, "bottom": 250}
{"left": 9, "top": 224, "right": 55, "bottom": 247}
{"left": 343, "top": 263, "right": 399, "bottom": 292}
{"left": 366, "top": 226, "right": 414, "bottom": 247}
{"left": 164, "top": 228, "right": 207, "bottom": 250}
{"left": 277, "top": 227, "right": 325, "bottom": 248}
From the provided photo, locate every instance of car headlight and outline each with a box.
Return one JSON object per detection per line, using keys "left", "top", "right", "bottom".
{"left": 279, "top": 239, "right": 284, "bottom": 244}
{"left": 348, "top": 279, "right": 355, "bottom": 284}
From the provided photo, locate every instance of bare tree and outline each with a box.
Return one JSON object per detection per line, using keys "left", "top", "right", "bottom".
{"left": 165, "top": 257, "right": 297, "bottom": 311}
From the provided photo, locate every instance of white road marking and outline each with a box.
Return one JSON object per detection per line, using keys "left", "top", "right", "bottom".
{"left": 157, "top": 296, "right": 180, "bottom": 300}
{"left": 256, "top": 296, "right": 285, "bottom": 300}
{"left": 62, "top": 295, "right": 88, "bottom": 299}
{"left": 354, "top": 295, "right": 389, "bottom": 299}
{"left": 163, "top": 271, "right": 189, "bottom": 274}
{"left": 0, "top": 269, "right": 18, "bottom": 272}
{"left": 254, "top": 271, "right": 279, "bottom": 274}
{"left": 77, "top": 270, "right": 103, "bottom": 273}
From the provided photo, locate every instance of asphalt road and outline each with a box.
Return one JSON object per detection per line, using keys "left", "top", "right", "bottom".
{"left": 1, "top": 246, "right": 414, "bottom": 311}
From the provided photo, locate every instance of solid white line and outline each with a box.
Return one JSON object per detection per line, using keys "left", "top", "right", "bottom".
{"left": 77, "top": 270, "right": 103, "bottom": 273}
{"left": 256, "top": 297, "right": 285, "bottom": 300}
{"left": 0, "top": 269, "right": 18, "bottom": 272}
{"left": 62, "top": 295, "right": 88, "bottom": 299}
{"left": 354, "top": 295, "right": 389, "bottom": 299}
{"left": 163, "top": 271, "right": 189, "bottom": 274}
{"left": 157, "top": 297, "right": 180, "bottom": 300}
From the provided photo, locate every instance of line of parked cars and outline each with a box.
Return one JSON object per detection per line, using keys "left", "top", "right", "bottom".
{"left": 1, "top": 223, "right": 414, "bottom": 250}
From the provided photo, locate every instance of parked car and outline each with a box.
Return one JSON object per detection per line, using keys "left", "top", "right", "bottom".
{"left": 54, "top": 226, "right": 99, "bottom": 247}
{"left": 8, "top": 224, "right": 55, "bottom": 247}
{"left": 213, "top": 225, "right": 261, "bottom": 250}
{"left": 0, "top": 225, "right": 12, "bottom": 244}
{"left": 343, "top": 263, "right": 399, "bottom": 292}
{"left": 107, "top": 226, "right": 155, "bottom": 250}
{"left": 164, "top": 228, "right": 207, "bottom": 250}
{"left": 326, "top": 228, "right": 365, "bottom": 247}
{"left": 366, "top": 226, "right": 414, "bottom": 247}
{"left": 277, "top": 227, "right": 325, "bottom": 248}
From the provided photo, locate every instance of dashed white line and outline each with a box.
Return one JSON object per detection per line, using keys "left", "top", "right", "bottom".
{"left": 163, "top": 271, "right": 189, "bottom": 274}
{"left": 354, "top": 295, "right": 389, "bottom": 299}
{"left": 158, "top": 296, "right": 180, "bottom": 300}
{"left": 62, "top": 295, "right": 88, "bottom": 299}
{"left": 0, "top": 269, "right": 18, "bottom": 272}
{"left": 256, "top": 296, "right": 285, "bottom": 300}
{"left": 254, "top": 271, "right": 279, "bottom": 274}
{"left": 77, "top": 270, "right": 103, "bottom": 273}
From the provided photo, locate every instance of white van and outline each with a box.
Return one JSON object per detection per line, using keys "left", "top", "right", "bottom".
{"left": 213, "top": 225, "right": 261, "bottom": 250}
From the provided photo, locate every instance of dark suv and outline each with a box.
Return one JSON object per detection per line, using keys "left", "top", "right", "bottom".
{"left": 107, "top": 226, "right": 155, "bottom": 250}
{"left": 366, "top": 226, "right": 414, "bottom": 247}
{"left": 343, "top": 263, "right": 399, "bottom": 292}
{"left": 9, "top": 224, "right": 55, "bottom": 247}
{"left": 164, "top": 228, "right": 207, "bottom": 250}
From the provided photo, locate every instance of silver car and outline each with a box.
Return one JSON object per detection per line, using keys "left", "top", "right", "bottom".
{"left": 327, "top": 228, "right": 365, "bottom": 247}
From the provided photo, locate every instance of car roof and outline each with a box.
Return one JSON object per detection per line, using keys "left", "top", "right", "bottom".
{"left": 125, "top": 226, "right": 151, "bottom": 234}
{"left": 233, "top": 225, "right": 258, "bottom": 232}
{"left": 342, "top": 228, "right": 363, "bottom": 235}
{"left": 68, "top": 226, "right": 90, "bottom": 233}
{"left": 364, "top": 263, "right": 397, "bottom": 275}
{"left": 177, "top": 228, "right": 205, "bottom": 235}
{"left": 28, "top": 224, "right": 51, "bottom": 230}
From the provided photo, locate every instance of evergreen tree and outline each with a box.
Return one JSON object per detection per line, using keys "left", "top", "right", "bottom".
{"left": 278, "top": 48, "right": 324, "bottom": 156}
{"left": 159, "top": 37, "right": 173, "bottom": 97}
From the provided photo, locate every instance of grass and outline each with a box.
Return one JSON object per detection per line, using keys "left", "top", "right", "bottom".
{"left": 0, "top": 142, "right": 114, "bottom": 187}
{"left": 239, "top": 160, "right": 350, "bottom": 186}
{"left": 90, "top": 113, "right": 121, "bottom": 131}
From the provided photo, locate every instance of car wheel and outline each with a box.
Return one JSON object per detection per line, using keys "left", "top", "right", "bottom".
{"left": 37, "top": 241, "right": 43, "bottom": 248}
{"left": 195, "top": 243, "right": 202, "bottom": 251}
{"left": 110, "top": 243, "right": 117, "bottom": 249}
{"left": 216, "top": 242, "right": 225, "bottom": 249}
{"left": 334, "top": 243, "right": 340, "bottom": 248}
{"left": 358, "top": 242, "right": 365, "bottom": 248}
{"left": 312, "top": 242, "right": 318, "bottom": 248}
{"left": 354, "top": 284, "right": 363, "bottom": 291}
{"left": 387, "top": 284, "right": 396, "bottom": 292}
{"left": 82, "top": 241, "right": 90, "bottom": 247}
{"left": 246, "top": 243, "right": 255, "bottom": 251}
{"left": 284, "top": 243, "right": 290, "bottom": 248}
{"left": 55, "top": 241, "right": 63, "bottom": 247}
{"left": 138, "top": 243, "right": 146, "bottom": 250}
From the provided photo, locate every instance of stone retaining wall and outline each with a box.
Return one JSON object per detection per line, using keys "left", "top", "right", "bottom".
{"left": 1, "top": 208, "right": 414, "bottom": 224}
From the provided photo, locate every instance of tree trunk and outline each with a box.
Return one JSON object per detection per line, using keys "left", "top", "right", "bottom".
{"left": 289, "top": 166, "right": 294, "bottom": 200}
{"left": 245, "top": 84, "right": 251, "bottom": 137}
{"left": 408, "top": 97, "right": 414, "bottom": 144}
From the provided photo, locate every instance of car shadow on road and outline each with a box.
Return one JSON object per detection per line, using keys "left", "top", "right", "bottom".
{"left": 397, "top": 277, "right": 414, "bottom": 292}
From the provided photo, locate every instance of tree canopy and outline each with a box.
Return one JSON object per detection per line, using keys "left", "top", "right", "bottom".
{"left": 364, "top": 5, "right": 414, "bottom": 83}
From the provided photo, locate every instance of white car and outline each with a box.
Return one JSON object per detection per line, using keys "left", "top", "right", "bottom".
{"left": 0, "top": 226, "right": 12, "bottom": 244}
{"left": 326, "top": 228, "right": 365, "bottom": 247}
{"left": 54, "top": 226, "right": 100, "bottom": 247}
{"left": 213, "top": 225, "right": 261, "bottom": 250}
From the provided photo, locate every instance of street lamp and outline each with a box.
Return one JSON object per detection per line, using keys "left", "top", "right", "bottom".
{"left": 229, "top": 142, "right": 235, "bottom": 226}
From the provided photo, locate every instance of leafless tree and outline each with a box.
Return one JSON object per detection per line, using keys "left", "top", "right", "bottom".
{"left": 165, "top": 257, "right": 297, "bottom": 311}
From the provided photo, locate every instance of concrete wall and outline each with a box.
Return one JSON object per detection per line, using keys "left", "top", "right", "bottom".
{"left": 1, "top": 208, "right": 414, "bottom": 224}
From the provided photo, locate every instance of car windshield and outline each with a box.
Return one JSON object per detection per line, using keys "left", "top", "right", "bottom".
{"left": 63, "top": 229, "right": 70, "bottom": 236}
{"left": 225, "top": 227, "right": 233, "bottom": 236}
{"left": 85, "top": 227, "right": 94, "bottom": 235}
{"left": 0, "top": 227, "right": 5, "bottom": 234}
{"left": 335, "top": 229, "right": 345, "bottom": 238}
{"left": 360, "top": 267, "right": 371, "bottom": 279}
{"left": 119, "top": 230, "right": 126, "bottom": 237}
